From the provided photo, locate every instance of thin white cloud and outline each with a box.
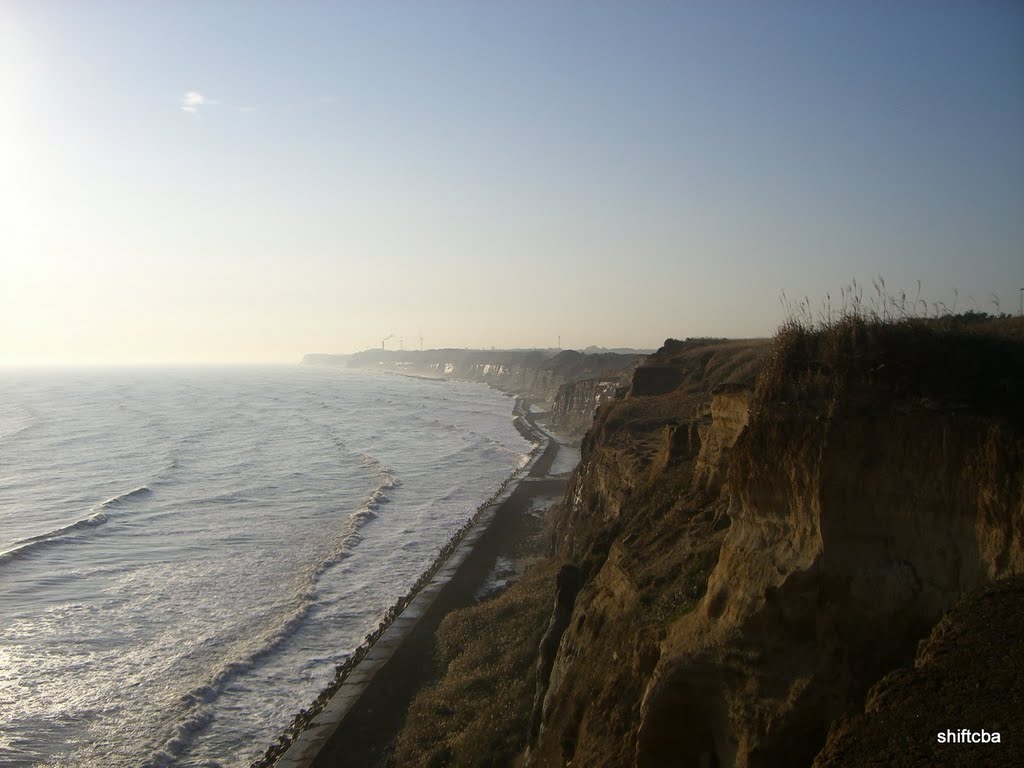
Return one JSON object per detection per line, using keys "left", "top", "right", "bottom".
{"left": 179, "top": 91, "right": 329, "bottom": 116}
{"left": 180, "top": 91, "right": 220, "bottom": 116}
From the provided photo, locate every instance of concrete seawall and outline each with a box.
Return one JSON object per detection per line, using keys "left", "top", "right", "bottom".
{"left": 272, "top": 407, "right": 561, "bottom": 768}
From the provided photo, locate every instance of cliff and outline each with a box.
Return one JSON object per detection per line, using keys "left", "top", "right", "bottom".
{"left": 813, "top": 576, "right": 1024, "bottom": 767}
{"left": 549, "top": 378, "right": 628, "bottom": 435}
{"left": 302, "top": 348, "right": 645, "bottom": 421}
{"left": 529, "top": 337, "right": 770, "bottom": 767}
{"left": 525, "top": 317, "right": 1024, "bottom": 767}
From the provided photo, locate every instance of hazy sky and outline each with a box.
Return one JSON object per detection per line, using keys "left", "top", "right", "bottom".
{"left": 2, "top": 1, "right": 1022, "bottom": 364}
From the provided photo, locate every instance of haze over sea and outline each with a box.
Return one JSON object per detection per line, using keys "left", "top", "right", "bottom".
{"left": 0, "top": 365, "right": 532, "bottom": 767}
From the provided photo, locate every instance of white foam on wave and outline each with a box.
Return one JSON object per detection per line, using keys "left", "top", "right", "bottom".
{"left": 100, "top": 485, "right": 153, "bottom": 508}
{"left": 143, "top": 460, "right": 403, "bottom": 765}
{"left": 1, "top": 367, "right": 537, "bottom": 768}
{"left": 358, "top": 466, "right": 401, "bottom": 516}
{"left": 0, "top": 484, "right": 151, "bottom": 565}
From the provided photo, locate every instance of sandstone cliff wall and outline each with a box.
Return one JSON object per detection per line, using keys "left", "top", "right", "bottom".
{"left": 528, "top": 320, "right": 1024, "bottom": 767}
{"left": 529, "top": 338, "right": 769, "bottom": 766}
{"left": 549, "top": 378, "right": 628, "bottom": 435}
{"left": 813, "top": 576, "right": 1024, "bottom": 768}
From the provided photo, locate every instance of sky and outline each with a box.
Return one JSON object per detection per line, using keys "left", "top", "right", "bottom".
{"left": 1, "top": 1, "right": 1022, "bottom": 364}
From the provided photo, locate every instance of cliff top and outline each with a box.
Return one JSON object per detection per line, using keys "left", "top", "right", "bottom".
{"left": 758, "top": 313, "right": 1024, "bottom": 423}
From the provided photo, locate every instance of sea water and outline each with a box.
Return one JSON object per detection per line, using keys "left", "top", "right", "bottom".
{"left": 0, "top": 365, "right": 532, "bottom": 767}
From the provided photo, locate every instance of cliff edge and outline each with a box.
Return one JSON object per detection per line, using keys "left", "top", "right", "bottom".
{"left": 528, "top": 316, "right": 1023, "bottom": 767}
{"left": 383, "top": 317, "right": 1022, "bottom": 768}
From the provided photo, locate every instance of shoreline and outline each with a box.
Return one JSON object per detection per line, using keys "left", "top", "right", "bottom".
{"left": 255, "top": 399, "right": 566, "bottom": 768}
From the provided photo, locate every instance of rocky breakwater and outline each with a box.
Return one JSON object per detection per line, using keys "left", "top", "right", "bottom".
{"left": 527, "top": 317, "right": 1024, "bottom": 767}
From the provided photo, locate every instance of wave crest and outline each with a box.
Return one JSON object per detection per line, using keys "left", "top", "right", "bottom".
{"left": 100, "top": 485, "right": 152, "bottom": 508}
{"left": 0, "top": 485, "right": 151, "bottom": 566}
{"left": 359, "top": 468, "right": 401, "bottom": 515}
{"left": 141, "top": 464, "right": 403, "bottom": 765}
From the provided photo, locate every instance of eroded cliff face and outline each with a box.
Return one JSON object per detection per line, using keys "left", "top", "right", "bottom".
{"left": 529, "top": 321, "right": 1024, "bottom": 768}
{"left": 812, "top": 576, "right": 1024, "bottom": 768}
{"left": 637, "top": 402, "right": 1023, "bottom": 768}
{"left": 443, "top": 360, "right": 565, "bottom": 403}
{"left": 549, "top": 378, "right": 627, "bottom": 435}
{"left": 528, "top": 338, "right": 769, "bottom": 767}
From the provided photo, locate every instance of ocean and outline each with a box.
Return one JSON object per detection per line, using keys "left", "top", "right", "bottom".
{"left": 0, "top": 365, "right": 533, "bottom": 767}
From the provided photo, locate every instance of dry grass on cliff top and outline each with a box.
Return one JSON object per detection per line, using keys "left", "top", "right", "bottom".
{"left": 759, "top": 283, "right": 1024, "bottom": 419}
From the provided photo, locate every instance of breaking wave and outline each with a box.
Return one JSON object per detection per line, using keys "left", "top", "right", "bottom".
{"left": 0, "top": 486, "right": 151, "bottom": 566}
{"left": 142, "top": 465, "right": 403, "bottom": 765}
{"left": 356, "top": 459, "right": 401, "bottom": 517}
{"left": 101, "top": 485, "right": 153, "bottom": 508}
{"left": 0, "top": 368, "right": 534, "bottom": 768}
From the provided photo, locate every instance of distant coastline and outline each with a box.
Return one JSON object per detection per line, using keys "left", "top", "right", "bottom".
{"left": 303, "top": 346, "right": 648, "bottom": 435}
